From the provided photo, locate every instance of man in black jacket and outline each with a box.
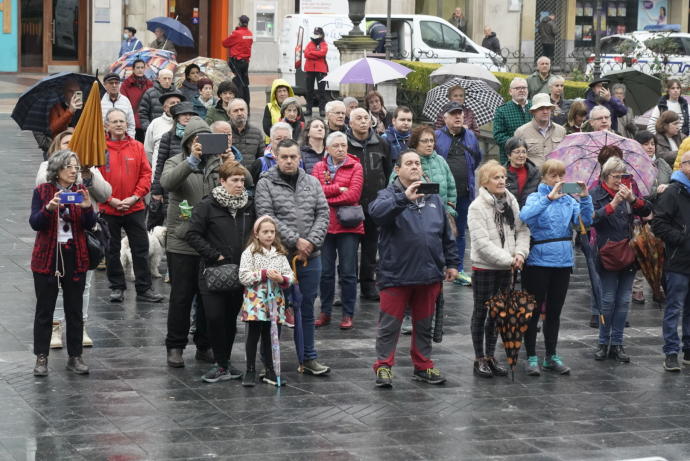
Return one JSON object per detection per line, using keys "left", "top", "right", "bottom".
{"left": 481, "top": 27, "right": 501, "bottom": 55}
{"left": 652, "top": 152, "right": 690, "bottom": 372}
{"left": 347, "top": 108, "right": 392, "bottom": 300}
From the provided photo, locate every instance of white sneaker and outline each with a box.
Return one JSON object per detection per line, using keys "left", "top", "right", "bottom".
{"left": 50, "top": 322, "right": 63, "bottom": 349}
{"left": 82, "top": 324, "right": 93, "bottom": 347}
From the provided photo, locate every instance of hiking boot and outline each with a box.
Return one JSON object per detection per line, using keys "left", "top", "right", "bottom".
{"left": 136, "top": 289, "right": 164, "bottom": 303}
{"left": 609, "top": 345, "right": 630, "bottom": 363}
{"left": 473, "top": 358, "right": 493, "bottom": 378}
{"left": 664, "top": 354, "right": 681, "bottom": 372}
{"left": 632, "top": 290, "right": 645, "bottom": 304}
{"left": 683, "top": 350, "right": 690, "bottom": 365}
{"left": 314, "top": 313, "right": 331, "bottom": 328}
{"left": 284, "top": 307, "right": 295, "bottom": 328}
{"left": 453, "top": 271, "right": 472, "bottom": 286}
{"left": 526, "top": 356, "right": 541, "bottom": 376}
{"left": 33, "top": 354, "right": 48, "bottom": 377}
{"left": 82, "top": 323, "right": 93, "bottom": 347}
{"left": 66, "top": 356, "right": 89, "bottom": 375}
{"left": 242, "top": 368, "right": 257, "bottom": 387}
{"left": 227, "top": 363, "right": 243, "bottom": 379}
{"left": 360, "top": 285, "right": 380, "bottom": 301}
{"left": 262, "top": 368, "right": 286, "bottom": 386}
{"left": 543, "top": 354, "right": 571, "bottom": 375}
{"left": 339, "top": 316, "right": 353, "bottom": 330}
{"left": 412, "top": 367, "right": 446, "bottom": 385}
{"left": 375, "top": 366, "right": 393, "bottom": 388}
{"left": 202, "top": 365, "right": 231, "bottom": 383}
{"left": 195, "top": 348, "right": 214, "bottom": 364}
{"left": 486, "top": 356, "right": 508, "bottom": 377}
{"left": 589, "top": 314, "right": 599, "bottom": 328}
{"left": 594, "top": 344, "right": 608, "bottom": 361}
{"left": 50, "top": 322, "right": 63, "bottom": 349}
{"left": 302, "top": 359, "right": 330, "bottom": 375}
{"left": 401, "top": 315, "right": 413, "bottom": 335}
{"left": 167, "top": 348, "right": 184, "bottom": 368}
{"left": 109, "top": 289, "right": 124, "bottom": 303}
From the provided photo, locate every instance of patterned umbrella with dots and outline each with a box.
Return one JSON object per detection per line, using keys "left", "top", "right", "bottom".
{"left": 422, "top": 77, "right": 504, "bottom": 127}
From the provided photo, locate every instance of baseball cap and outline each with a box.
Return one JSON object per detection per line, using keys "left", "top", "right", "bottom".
{"left": 443, "top": 101, "right": 465, "bottom": 114}
{"left": 103, "top": 72, "right": 121, "bottom": 83}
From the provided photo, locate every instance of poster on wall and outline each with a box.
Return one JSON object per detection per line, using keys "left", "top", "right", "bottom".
{"left": 637, "top": 0, "right": 668, "bottom": 29}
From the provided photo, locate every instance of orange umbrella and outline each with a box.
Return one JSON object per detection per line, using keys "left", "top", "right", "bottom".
{"left": 68, "top": 81, "right": 106, "bottom": 167}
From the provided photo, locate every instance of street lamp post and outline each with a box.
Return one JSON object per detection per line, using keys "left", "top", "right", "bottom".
{"left": 384, "top": 0, "right": 392, "bottom": 60}
{"left": 593, "top": 0, "right": 602, "bottom": 79}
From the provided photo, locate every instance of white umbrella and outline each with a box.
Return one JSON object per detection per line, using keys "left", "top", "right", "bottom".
{"left": 429, "top": 63, "right": 501, "bottom": 90}
{"left": 321, "top": 57, "right": 412, "bottom": 85}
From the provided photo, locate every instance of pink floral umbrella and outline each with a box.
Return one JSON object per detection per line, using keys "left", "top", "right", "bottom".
{"left": 546, "top": 131, "right": 657, "bottom": 196}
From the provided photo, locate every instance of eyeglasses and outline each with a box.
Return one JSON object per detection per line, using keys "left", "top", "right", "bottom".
{"left": 63, "top": 165, "right": 81, "bottom": 172}
{"left": 418, "top": 138, "right": 434, "bottom": 144}
{"left": 511, "top": 86, "right": 528, "bottom": 90}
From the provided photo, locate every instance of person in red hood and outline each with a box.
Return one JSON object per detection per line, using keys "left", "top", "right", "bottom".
{"left": 121, "top": 59, "right": 153, "bottom": 142}
{"left": 98, "top": 107, "right": 164, "bottom": 304}
{"left": 223, "top": 15, "right": 253, "bottom": 106}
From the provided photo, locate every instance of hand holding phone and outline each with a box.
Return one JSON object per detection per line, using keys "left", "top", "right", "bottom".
{"left": 70, "top": 91, "right": 83, "bottom": 112}
{"left": 416, "top": 183, "right": 440, "bottom": 195}
{"left": 560, "top": 182, "right": 581, "bottom": 195}
{"left": 59, "top": 191, "right": 84, "bottom": 204}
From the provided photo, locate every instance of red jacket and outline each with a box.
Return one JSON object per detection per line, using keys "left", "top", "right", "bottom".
{"left": 311, "top": 154, "right": 364, "bottom": 235}
{"left": 222, "top": 26, "right": 253, "bottom": 60}
{"left": 303, "top": 39, "right": 328, "bottom": 73}
{"left": 121, "top": 75, "right": 153, "bottom": 129}
{"left": 98, "top": 135, "right": 151, "bottom": 216}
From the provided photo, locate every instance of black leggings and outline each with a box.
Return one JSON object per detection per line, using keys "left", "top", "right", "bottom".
{"left": 202, "top": 289, "right": 242, "bottom": 369}
{"left": 245, "top": 321, "right": 272, "bottom": 370}
{"left": 522, "top": 265, "right": 571, "bottom": 357}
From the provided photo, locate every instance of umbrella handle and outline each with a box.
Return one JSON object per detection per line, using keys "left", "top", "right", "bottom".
{"left": 291, "top": 255, "right": 308, "bottom": 282}
{"left": 578, "top": 216, "right": 587, "bottom": 235}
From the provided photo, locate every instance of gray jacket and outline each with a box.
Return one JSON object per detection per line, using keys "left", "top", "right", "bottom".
{"left": 254, "top": 166, "right": 329, "bottom": 259}
{"left": 160, "top": 117, "right": 219, "bottom": 255}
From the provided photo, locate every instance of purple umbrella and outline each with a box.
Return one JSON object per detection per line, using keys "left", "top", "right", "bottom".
{"left": 321, "top": 57, "right": 412, "bottom": 85}
{"left": 547, "top": 131, "right": 657, "bottom": 196}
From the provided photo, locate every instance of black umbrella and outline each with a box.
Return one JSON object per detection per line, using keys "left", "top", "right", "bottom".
{"left": 11, "top": 72, "right": 103, "bottom": 134}
{"left": 602, "top": 68, "right": 661, "bottom": 115}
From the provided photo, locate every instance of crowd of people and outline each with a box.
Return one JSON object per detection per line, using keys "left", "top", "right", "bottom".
{"left": 28, "top": 30, "right": 690, "bottom": 386}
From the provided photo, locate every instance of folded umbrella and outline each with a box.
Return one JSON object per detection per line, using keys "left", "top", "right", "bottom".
{"left": 429, "top": 62, "right": 501, "bottom": 90}
{"left": 423, "top": 77, "right": 504, "bottom": 127}
{"left": 147, "top": 16, "right": 194, "bottom": 48}
{"left": 577, "top": 217, "right": 603, "bottom": 325}
{"left": 12, "top": 72, "right": 103, "bottom": 134}
{"left": 631, "top": 223, "right": 666, "bottom": 303}
{"left": 602, "top": 68, "right": 661, "bottom": 115}
{"left": 291, "top": 256, "right": 307, "bottom": 373}
{"left": 265, "top": 280, "right": 282, "bottom": 387}
{"left": 321, "top": 57, "right": 412, "bottom": 85}
{"left": 68, "top": 81, "right": 106, "bottom": 167}
{"left": 108, "top": 47, "right": 177, "bottom": 80}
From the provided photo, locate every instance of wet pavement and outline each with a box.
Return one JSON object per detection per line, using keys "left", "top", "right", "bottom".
{"left": 1, "top": 74, "right": 689, "bottom": 460}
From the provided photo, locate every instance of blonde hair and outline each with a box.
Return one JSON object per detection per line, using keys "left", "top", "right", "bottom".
{"left": 541, "top": 159, "right": 566, "bottom": 177}
{"left": 247, "top": 216, "right": 288, "bottom": 255}
{"left": 477, "top": 160, "right": 506, "bottom": 186}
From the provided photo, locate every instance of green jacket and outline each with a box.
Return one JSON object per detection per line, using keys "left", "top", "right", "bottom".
{"left": 204, "top": 100, "right": 230, "bottom": 125}
{"left": 493, "top": 100, "right": 532, "bottom": 164}
{"left": 389, "top": 151, "right": 457, "bottom": 217}
{"left": 160, "top": 117, "right": 220, "bottom": 255}
{"left": 526, "top": 72, "right": 550, "bottom": 99}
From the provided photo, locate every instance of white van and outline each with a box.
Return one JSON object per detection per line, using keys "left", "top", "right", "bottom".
{"left": 279, "top": 13, "right": 504, "bottom": 95}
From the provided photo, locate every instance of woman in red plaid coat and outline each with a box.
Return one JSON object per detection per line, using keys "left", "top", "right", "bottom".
{"left": 29, "top": 150, "right": 96, "bottom": 377}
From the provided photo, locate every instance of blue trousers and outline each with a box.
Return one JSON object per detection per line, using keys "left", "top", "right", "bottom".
{"left": 294, "top": 256, "right": 322, "bottom": 360}
{"left": 598, "top": 268, "right": 635, "bottom": 346}
{"left": 320, "top": 233, "right": 360, "bottom": 317}
{"left": 662, "top": 272, "right": 690, "bottom": 355}
{"left": 454, "top": 196, "right": 471, "bottom": 272}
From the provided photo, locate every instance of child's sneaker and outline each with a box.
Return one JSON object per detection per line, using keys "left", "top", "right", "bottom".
{"left": 526, "top": 356, "right": 540, "bottom": 376}
{"left": 453, "top": 271, "right": 472, "bottom": 286}
{"left": 242, "top": 369, "right": 257, "bottom": 387}
{"left": 202, "top": 365, "right": 231, "bottom": 383}
{"left": 262, "top": 368, "right": 286, "bottom": 386}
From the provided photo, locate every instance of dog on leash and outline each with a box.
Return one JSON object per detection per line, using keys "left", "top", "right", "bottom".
{"left": 121, "top": 226, "right": 167, "bottom": 281}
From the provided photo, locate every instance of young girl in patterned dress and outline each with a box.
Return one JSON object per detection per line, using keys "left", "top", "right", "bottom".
{"left": 239, "top": 215, "right": 294, "bottom": 387}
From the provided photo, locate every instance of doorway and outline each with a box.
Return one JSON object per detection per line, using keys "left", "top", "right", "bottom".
{"left": 20, "top": 0, "right": 87, "bottom": 71}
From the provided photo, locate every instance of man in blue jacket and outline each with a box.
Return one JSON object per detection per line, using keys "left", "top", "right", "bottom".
{"left": 381, "top": 106, "right": 413, "bottom": 161}
{"left": 369, "top": 150, "right": 459, "bottom": 388}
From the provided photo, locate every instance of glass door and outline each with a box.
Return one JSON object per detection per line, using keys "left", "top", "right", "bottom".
{"left": 51, "top": 0, "right": 80, "bottom": 61}
{"left": 20, "top": 0, "right": 43, "bottom": 68}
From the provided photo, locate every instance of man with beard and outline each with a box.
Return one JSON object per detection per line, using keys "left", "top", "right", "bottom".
{"left": 227, "top": 98, "right": 264, "bottom": 168}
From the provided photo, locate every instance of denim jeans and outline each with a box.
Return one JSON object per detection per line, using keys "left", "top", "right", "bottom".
{"left": 320, "top": 233, "right": 360, "bottom": 317}
{"left": 599, "top": 268, "right": 635, "bottom": 346}
{"left": 662, "top": 272, "right": 690, "bottom": 355}
{"left": 294, "top": 256, "right": 322, "bottom": 360}
{"left": 454, "top": 196, "right": 471, "bottom": 272}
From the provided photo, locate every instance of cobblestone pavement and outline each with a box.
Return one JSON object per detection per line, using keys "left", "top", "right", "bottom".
{"left": 0, "top": 74, "right": 689, "bottom": 461}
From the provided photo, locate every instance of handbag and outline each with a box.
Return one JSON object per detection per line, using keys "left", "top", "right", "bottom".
{"left": 86, "top": 215, "right": 111, "bottom": 270}
{"left": 336, "top": 205, "right": 364, "bottom": 228}
{"left": 599, "top": 239, "right": 636, "bottom": 271}
{"left": 202, "top": 263, "right": 241, "bottom": 292}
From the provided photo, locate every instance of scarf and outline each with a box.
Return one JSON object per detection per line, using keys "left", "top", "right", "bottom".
{"left": 200, "top": 96, "right": 214, "bottom": 109}
{"left": 212, "top": 186, "right": 248, "bottom": 217}
{"left": 491, "top": 193, "right": 515, "bottom": 247}
{"left": 326, "top": 155, "right": 345, "bottom": 176}
{"left": 132, "top": 75, "right": 148, "bottom": 89}
{"left": 175, "top": 122, "right": 185, "bottom": 138}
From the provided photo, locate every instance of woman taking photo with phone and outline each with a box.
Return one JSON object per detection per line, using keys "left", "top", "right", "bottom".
{"left": 30, "top": 150, "right": 96, "bottom": 377}
{"left": 519, "top": 159, "right": 593, "bottom": 376}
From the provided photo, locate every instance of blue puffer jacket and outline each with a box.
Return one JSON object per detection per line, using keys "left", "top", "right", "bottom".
{"left": 369, "top": 179, "right": 459, "bottom": 289}
{"left": 520, "top": 183, "right": 594, "bottom": 267}
{"left": 381, "top": 125, "right": 411, "bottom": 161}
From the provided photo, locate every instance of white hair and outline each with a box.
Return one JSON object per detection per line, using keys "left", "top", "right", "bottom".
{"left": 228, "top": 98, "right": 248, "bottom": 111}
{"left": 270, "top": 121, "right": 293, "bottom": 138}
{"left": 548, "top": 75, "right": 565, "bottom": 88}
{"left": 342, "top": 96, "right": 358, "bottom": 107}
{"left": 158, "top": 69, "right": 173, "bottom": 78}
{"left": 105, "top": 107, "right": 127, "bottom": 124}
{"left": 510, "top": 77, "right": 527, "bottom": 88}
{"left": 210, "top": 121, "right": 231, "bottom": 132}
{"left": 590, "top": 105, "right": 611, "bottom": 120}
{"left": 325, "top": 100, "right": 345, "bottom": 114}
{"left": 325, "top": 131, "right": 348, "bottom": 147}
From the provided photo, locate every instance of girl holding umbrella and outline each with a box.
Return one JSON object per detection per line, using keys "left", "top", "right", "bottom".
{"left": 519, "top": 159, "right": 593, "bottom": 376}
{"left": 468, "top": 160, "right": 530, "bottom": 378}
